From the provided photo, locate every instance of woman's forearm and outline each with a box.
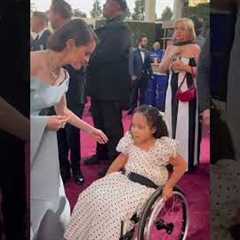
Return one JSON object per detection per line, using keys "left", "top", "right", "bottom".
{"left": 64, "top": 108, "right": 95, "bottom": 134}
{"left": 0, "top": 97, "right": 30, "bottom": 140}
{"left": 55, "top": 95, "right": 96, "bottom": 134}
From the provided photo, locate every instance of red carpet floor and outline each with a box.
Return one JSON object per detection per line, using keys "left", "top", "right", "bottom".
{"left": 65, "top": 110, "right": 210, "bottom": 240}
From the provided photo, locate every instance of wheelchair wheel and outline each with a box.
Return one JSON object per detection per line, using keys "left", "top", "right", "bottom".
{"left": 137, "top": 187, "right": 189, "bottom": 240}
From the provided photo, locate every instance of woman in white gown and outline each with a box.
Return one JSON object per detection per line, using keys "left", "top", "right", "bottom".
{"left": 30, "top": 19, "right": 108, "bottom": 239}
{"left": 159, "top": 18, "right": 200, "bottom": 171}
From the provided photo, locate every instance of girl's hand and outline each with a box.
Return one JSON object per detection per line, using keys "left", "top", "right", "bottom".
{"left": 162, "top": 184, "right": 174, "bottom": 201}
{"left": 47, "top": 115, "right": 69, "bottom": 131}
{"left": 90, "top": 128, "right": 108, "bottom": 144}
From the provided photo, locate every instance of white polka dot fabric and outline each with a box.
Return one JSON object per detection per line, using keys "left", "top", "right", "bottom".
{"left": 64, "top": 133, "right": 177, "bottom": 240}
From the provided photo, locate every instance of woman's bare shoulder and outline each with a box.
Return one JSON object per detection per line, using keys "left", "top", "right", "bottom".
{"left": 31, "top": 51, "right": 44, "bottom": 76}
{"left": 190, "top": 43, "right": 201, "bottom": 53}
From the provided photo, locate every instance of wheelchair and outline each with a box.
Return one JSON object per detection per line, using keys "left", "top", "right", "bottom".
{"left": 120, "top": 186, "right": 189, "bottom": 240}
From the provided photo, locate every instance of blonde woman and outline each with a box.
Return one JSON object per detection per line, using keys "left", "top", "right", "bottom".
{"left": 159, "top": 18, "right": 200, "bottom": 171}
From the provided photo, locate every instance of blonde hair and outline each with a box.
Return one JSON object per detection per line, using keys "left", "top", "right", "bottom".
{"left": 153, "top": 41, "right": 160, "bottom": 49}
{"left": 173, "top": 18, "right": 196, "bottom": 42}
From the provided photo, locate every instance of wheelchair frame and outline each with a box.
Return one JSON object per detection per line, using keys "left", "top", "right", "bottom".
{"left": 120, "top": 186, "right": 189, "bottom": 240}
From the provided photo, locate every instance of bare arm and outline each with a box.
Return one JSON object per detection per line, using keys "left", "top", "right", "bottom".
{"left": 55, "top": 95, "right": 94, "bottom": 133}
{"left": 106, "top": 153, "right": 128, "bottom": 175}
{"left": 165, "top": 154, "right": 187, "bottom": 188}
{"left": 158, "top": 46, "right": 181, "bottom": 73}
{"left": 0, "top": 96, "right": 29, "bottom": 141}
{"left": 162, "top": 153, "right": 187, "bottom": 200}
{"left": 55, "top": 95, "right": 108, "bottom": 143}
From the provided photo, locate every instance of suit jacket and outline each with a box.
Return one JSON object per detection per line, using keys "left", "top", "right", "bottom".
{"left": 64, "top": 65, "right": 87, "bottom": 109}
{"left": 31, "top": 29, "right": 51, "bottom": 51}
{"left": 87, "top": 16, "right": 131, "bottom": 104}
{"left": 129, "top": 47, "right": 152, "bottom": 88}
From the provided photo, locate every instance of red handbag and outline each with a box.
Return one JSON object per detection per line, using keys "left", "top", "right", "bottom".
{"left": 176, "top": 66, "right": 196, "bottom": 102}
{"left": 176, "top": 84, "right": 196, "bottom": 102}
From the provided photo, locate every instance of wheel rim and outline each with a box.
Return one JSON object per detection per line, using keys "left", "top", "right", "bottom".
{"left": 144, "top": 191, "right": 189, "bottom": 240}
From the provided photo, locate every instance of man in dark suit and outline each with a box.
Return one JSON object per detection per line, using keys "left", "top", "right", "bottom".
{"left": 57, "top": 66, "right": 87, "bottom": 184}
{"left": 85, "top": 0, "right": 131, "bottom": 175}
{"left": 31, "top": 11, "right": 51, "bottom": 51}
{"left": 128, "top": 35, "right": 152, "bottom": 114}
{"left": 48, "top": 0, "right": 86, "bottom": 184}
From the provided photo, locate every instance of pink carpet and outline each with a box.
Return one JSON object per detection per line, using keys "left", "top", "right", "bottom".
{"left": 65, "top": 109, "right": 210, "bottom": 240}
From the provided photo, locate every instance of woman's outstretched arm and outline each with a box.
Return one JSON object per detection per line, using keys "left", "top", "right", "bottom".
{"left": 55, "top": 95, "right": 108, "bottom": 144}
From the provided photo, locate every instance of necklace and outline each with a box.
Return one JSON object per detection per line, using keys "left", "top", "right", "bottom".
{"left": 45, "top": 51, "right": 61, "bottom": 84}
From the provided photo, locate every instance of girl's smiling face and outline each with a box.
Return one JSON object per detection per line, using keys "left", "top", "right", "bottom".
{"left": 130, "top": 112, "right": 156, "bottom": 144}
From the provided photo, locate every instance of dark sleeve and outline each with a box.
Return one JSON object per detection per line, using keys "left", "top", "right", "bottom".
{"left": 146, "top": 52, "right": 153, "bottom": 75}
{"left": 196, "top": 35, "right": 210, "bottom": 113}
{"left": 44, "top": 30, "right": 52, "bottom": 49}
{"left": 129, "top": 48, "right": 135, "bottom": 77}
{"left": 91, "top": 25, "right": 131, "bottom": 65}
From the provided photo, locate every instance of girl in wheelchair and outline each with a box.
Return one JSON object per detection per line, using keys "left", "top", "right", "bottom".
{"left": 65, "top": 105, "right": 187, "bottom": 240}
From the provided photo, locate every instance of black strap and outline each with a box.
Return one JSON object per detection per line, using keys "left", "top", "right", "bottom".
{"left": 121, "top": 169, "right": 158, "bottom": 189}
{"left": 177, "top": 64, "right": 195, "bottom": 91}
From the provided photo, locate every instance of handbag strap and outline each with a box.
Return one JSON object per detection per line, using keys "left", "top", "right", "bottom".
{"left": 177, "top": 65, "right": 195, "bottom": 90}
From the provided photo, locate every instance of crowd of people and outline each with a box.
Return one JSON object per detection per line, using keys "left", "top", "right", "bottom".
{"left": 29, "top": 0, "right": 208, "bottom": 239}
{"left": 0, "top": 0, "right": 238, "bottom": 239}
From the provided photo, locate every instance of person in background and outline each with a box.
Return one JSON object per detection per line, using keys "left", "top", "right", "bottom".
{"left": 190, "top": 15, "right": 206, "bottom": 48}
{"left": 48, "top": 0, "right": 72, "bottom": 31}
{"left": 147, "top": 41, "right": 168, "bottom": 111}
{"left": 128, "top": 35, "right": 152, "bottom": 114}
{"left": 150, "top": 41, "right": 165, "bottom": 64}
{"left": 159, "top": 18, "right": 200, "bottom": 171}
{"left": 31, "top": 11, "right": 51, "bottom": 51}
{"left": 84, "top": 0, "right": 131, "bottom": 177}
{"left": 48, "top": 0, "right": 87, "bottom": 185}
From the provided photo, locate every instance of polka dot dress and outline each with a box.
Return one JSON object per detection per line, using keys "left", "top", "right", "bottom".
{"left": 211, "top": 159, "right": 240, "bottom": 240}
{"left": 64, "top": 132, "right": 177, "bottom": 240}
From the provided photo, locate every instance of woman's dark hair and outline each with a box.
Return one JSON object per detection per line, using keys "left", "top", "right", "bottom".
{"left": 48, "top": 19, "right": 97, "bottom": 51}
{"left": 134, "top": 105, "right": 169, "bottom": 138}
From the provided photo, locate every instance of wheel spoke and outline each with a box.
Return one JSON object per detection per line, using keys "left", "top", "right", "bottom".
{"left": 141, "top": 192, "right": 188, "bottom": 240}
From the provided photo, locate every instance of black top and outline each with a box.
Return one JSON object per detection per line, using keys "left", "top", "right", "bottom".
{"left": 64, "top": 65, "right": 87, "bottom": 107}
{"left": 31, "top": 29, "right": 51, "bottom": 51}
{"left": 87, "top": 15, "right": 131, "bottom": 103}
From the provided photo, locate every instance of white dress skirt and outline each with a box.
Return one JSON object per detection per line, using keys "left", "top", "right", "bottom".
{"left": 164, "top": 57, "right": 200, "bottom": 171}
{"left": 65, "top": 132, "right": 177, "bottom": 240}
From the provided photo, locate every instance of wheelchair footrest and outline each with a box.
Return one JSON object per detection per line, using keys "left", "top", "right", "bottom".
{"left": 119, "top": 229, "right": 134, "bottom": 240}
